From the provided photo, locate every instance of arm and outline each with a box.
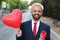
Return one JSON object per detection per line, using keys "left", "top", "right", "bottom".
{"left": 16, "top": 23, "right": 24, "bottom": 40}
{"left": 45, "top": 26, "right": 50, "bottom": 40}
{"left": 16, "top": 35, "right": 23, "bottom": 40}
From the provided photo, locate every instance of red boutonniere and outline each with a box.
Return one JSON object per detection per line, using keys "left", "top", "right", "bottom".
{"left": 40, "top": 31, "right": 47, "bottom": 39}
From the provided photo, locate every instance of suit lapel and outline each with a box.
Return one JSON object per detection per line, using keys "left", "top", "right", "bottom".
{"left": 35, "top": 21, "right": 42, "bottom": 39}
{"left": 28, "top": 20, "right": 34, "bottom": 39}
{"left": 29, "top": 20, "right": 43, "bottom": 38}
{"left": 28, "top": 20, "right": 43, "bottom": 39}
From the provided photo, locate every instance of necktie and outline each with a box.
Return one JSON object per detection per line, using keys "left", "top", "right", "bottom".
{"left": 33, "top": 22, "right": 37, "bottom": 37}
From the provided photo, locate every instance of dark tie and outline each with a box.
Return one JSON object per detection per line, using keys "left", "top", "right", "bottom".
{"left": 33, "top": 22, "right": 37, "bottom": 37}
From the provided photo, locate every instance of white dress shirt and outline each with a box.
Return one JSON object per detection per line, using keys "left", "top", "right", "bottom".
{"left": 32, "top": 20, "right": 40, "bottom": 34}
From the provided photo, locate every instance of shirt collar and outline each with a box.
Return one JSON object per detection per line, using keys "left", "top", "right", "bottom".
{"left": 32, "top": 20, "right": 40, "bottom": 24}
{"left": 32, "top": 19, "right": 40, "bottom": 34}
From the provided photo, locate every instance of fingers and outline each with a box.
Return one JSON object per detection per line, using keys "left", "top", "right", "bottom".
{"left": 16, "top": 28, "right": 22, "bottom": 37}
{"left": 39, "top": 37, "right": 45, "bottom": 40}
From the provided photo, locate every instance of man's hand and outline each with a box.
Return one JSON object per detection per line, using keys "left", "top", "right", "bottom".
{"left": 16, "top": 28, "right": 22, "bottom": 37}
{"left": 39, "top": 37, "right": 45, "bottom": 40}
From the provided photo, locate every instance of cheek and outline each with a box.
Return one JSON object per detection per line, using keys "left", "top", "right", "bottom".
{"left": 31, "top": 12, "right": 35, "bottom": 15}
{"left": 39, "top": 13, "right": 43, "bottom": 16}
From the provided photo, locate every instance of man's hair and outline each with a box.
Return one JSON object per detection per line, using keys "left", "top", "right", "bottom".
{"left": 31, "top": 2, "right": 44, "bottom": 10}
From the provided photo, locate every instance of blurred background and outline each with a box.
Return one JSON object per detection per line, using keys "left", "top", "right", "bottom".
{"left": 0, "top": 0, "right": 60, "bottom": 40}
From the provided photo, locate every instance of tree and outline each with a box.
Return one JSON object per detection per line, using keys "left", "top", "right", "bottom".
{"left": 20, "top": 1, "right": 28, "bottom": 9}
{"left": 3, "top": 0, "right": 28, "bottom": 9}
{"left": 0, "top": 0, "right": 4, "bottom": 8}
{"left": 33, "top": 0, "right": 42, "bottom": 2}
{"left": 7, "top": 0, "right": 19, "bottom": 9}
{"left": 30, "top": 0, "right": 60, "bottom": 20}
{"left": 30, "top": 0, "right": 42, "bottom": 6}
{"left": 42, "top": 0, "right": 60, "bottom": 20}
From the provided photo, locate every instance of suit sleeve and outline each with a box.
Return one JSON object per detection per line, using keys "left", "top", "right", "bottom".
{"left": 45, "top": 26, "right": 50, "bottom": 40}
{"left": 16, "top": 23, "right": 24, "bottom": 40}
{"left": 16, "top": 35, "right": 23, "bottom": 40}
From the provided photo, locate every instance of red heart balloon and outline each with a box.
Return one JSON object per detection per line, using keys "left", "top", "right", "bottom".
{"left": 2, "top": 9, "right": 22, "bottom": 28}
{"left": 40, "top": 31, "right": 47, "bottom": 39}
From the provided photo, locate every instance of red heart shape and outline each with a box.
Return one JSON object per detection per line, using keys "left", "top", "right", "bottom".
{"left": 40, "top": 31, "right": 47, "bottom": 39}
{"left": 2, "top": 9, "right": 22, "bottom": 28}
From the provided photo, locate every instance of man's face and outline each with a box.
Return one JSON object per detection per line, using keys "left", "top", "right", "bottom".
{"left": 31, "top": 5, "right": 43, "bottom": 21}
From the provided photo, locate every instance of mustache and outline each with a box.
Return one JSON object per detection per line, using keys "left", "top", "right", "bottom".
{"left": 34, "top": 14, "right": 39, "bottom": 16}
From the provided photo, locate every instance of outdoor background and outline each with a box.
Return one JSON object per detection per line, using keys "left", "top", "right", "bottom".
{"left": 0, "top": 0, "right": 60, "bottom": 40}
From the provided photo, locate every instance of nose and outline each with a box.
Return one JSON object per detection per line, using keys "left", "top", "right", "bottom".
{"left": 35, "top": 11, "right": 39, "bottom": 14}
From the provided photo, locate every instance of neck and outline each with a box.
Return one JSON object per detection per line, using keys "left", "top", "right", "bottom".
{"left": 33, "top": 19, "right": 40, "bottom": 23}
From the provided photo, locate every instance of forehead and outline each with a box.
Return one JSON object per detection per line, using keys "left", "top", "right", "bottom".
{"left": 31, "top": 5, "right": 42, "bottom": 10}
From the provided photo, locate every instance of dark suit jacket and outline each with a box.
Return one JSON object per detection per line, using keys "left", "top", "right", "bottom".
{"left": 16, "top": 20, "right": 50, "bottom": 40}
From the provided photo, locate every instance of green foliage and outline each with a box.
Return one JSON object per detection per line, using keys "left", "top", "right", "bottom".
{"left": 0, "top": 0, "right": 29, "bottom": 9}
{"left": 10, "top": 0, "right": 19, "bottom": 9}
{"left": 30, "top": 0, "right": 60, "bottom": 20}
{"left": 0, "top": 0, "right": 4, "bottom": 8}
{"left": 33, "top": 0, "right": 42, "bottom": 3}
{"left": 30, "top": 0, "right": 42, "bottom": 6}
{"left": 20, "top": 1, "right": 28, "bottom": 9}
{"left": 9, "top": 0, "right": 28, "bottom": 9}
{"left": 42, "top": 0, "right": 60, "bottom": 20}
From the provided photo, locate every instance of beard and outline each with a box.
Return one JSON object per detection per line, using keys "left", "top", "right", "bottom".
{"left": 32, "top": 14, "right": 41, "bottom": 20}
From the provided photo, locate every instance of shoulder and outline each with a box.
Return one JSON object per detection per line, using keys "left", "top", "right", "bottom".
{"left": 21, "top": 20, "right": 31, "bottom": 26}
{"left": 20, "top": 20, "right": 31, "bottom": 30}
{"left": 40, "top": 21, "right": 50, "bottom": 29}
{"left": 40, "top": 21, "right": 50, "bottom": 34}
{"left": 22, "top": 20, "right": 31, "bottom": 24}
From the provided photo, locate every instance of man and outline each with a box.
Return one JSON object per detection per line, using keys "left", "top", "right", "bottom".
{"left": 16, "top": 2, "right": 50, "bottom": 40}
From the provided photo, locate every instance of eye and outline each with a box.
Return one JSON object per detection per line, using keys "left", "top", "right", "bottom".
{"left": 33, "top": 10, "right": 36, "bottom": 12}
{"left": 38, "top": 11, "right": 42, "bottom": 13}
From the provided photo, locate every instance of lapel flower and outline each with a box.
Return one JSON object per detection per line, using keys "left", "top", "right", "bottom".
{"left": 40, "top": 31, "right": 47, "bottom": 39}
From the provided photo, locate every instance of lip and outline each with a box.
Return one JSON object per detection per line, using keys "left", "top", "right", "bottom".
{"left": 34, "top": 15, "right": 39, "bottom": 16}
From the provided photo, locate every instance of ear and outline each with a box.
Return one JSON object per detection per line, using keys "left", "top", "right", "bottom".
{"left": 30, "top": 10, "right": 32, "bottom": 14}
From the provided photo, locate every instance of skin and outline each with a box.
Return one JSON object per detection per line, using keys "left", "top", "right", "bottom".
{"left": 31, "top": 4, "right": 44, "bottom": 40}
{"left": 39, "top": 37, "right": 45, "bottom": 40}
{"left": 31, "top": 5, "right": 43, "bottom": 22}
{"left": 16, "top": 3, "right": 44, "bottom": 40}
